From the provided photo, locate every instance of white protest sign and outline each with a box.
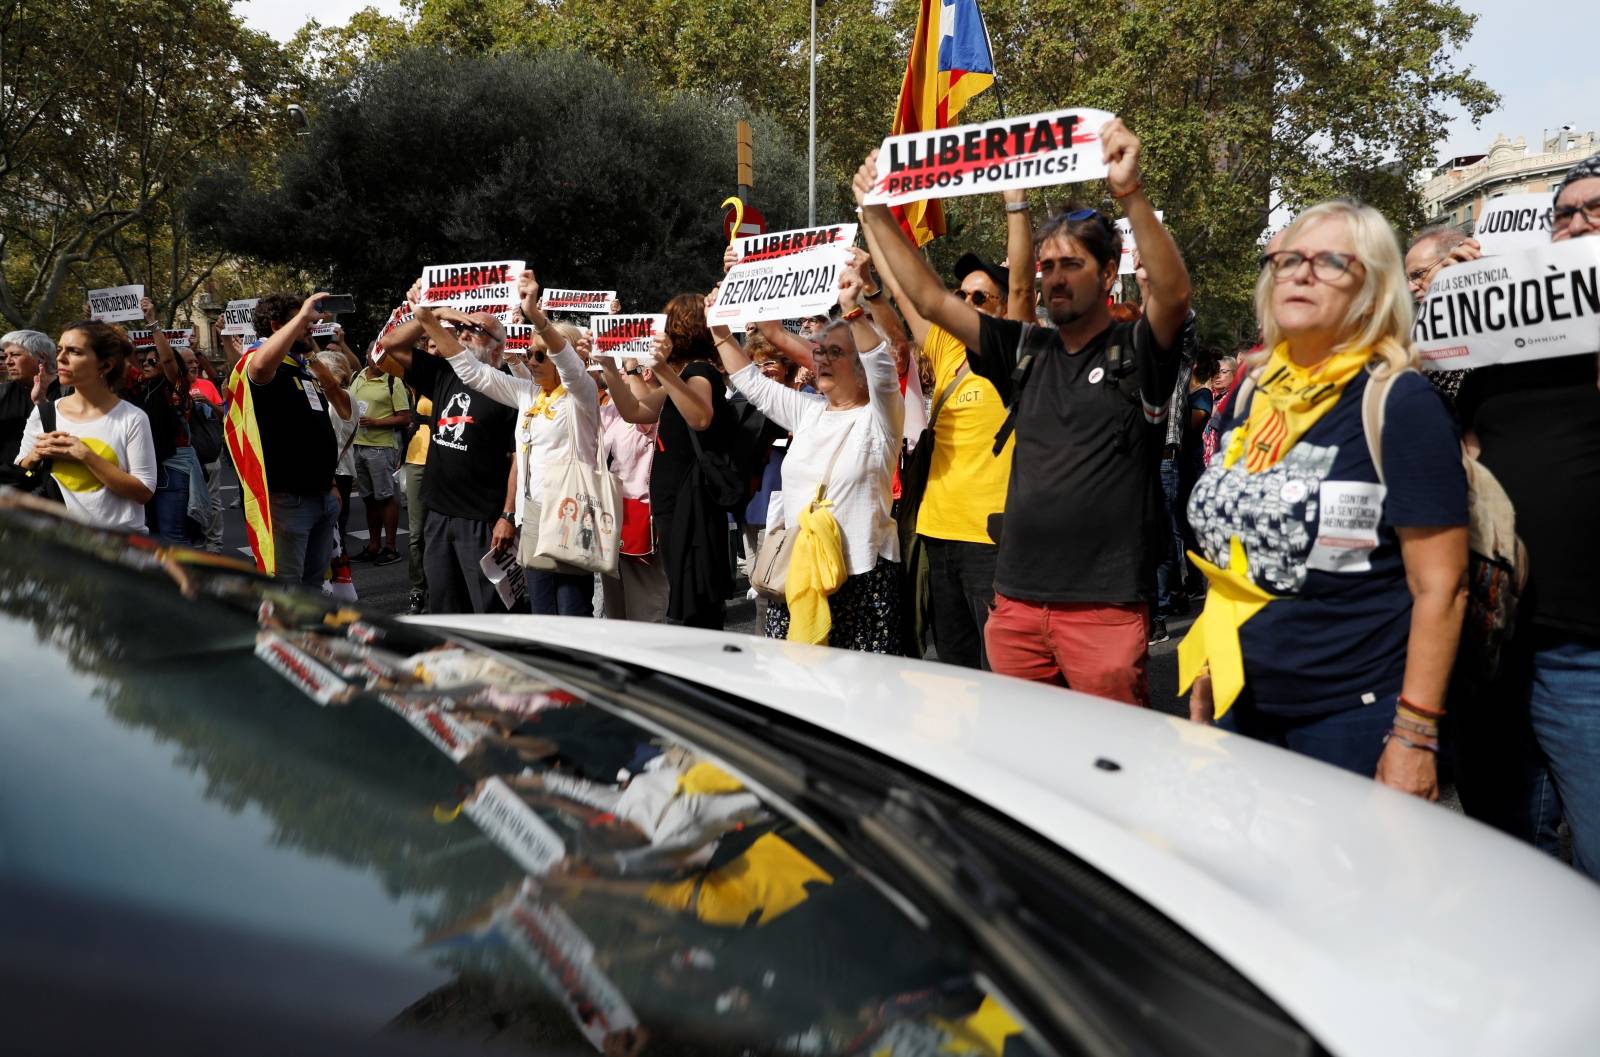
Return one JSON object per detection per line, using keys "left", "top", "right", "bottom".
{"left": 1473, "top": 193, "right": 1554, "bottom": 256}
{"left": 127, "top": 328, "right": 194, "bottom": 350}
{"left": 87, "top": 284, "right": 146, "bottom": 323}
{"left": 379, "top": 302, "right": 414, "bottom": 339}
{"left": 539, "top": 288, "right": 616, "bottom": 315}
{"left": 592, "top": 314, "right": 667, "bottom": 363}
{"left": 708, "top": 224, "right": 856, "bottom": 332}
{"left": 493, "top": 885, "right": 640, "bottom": 1051}
{"left": 863, "top": 108, "right": 1114, "bottom": 207}
{"left": 311, "top": 321, "right": 339, "bottom": 338}
{"left": 221, "top": 298, "right": 259, "bottom": 336}
{"left": 417, "top": 259, "right": 524, "bottom": 324}
{"left": 1413, "top": 237, "right": 1600, "bottom": 371}
{"left": 504, "top": 323, "right": 538, "bottom": 357}
{"left": 464, "top": 776, "right": 567, "bottom": 875}
{"left": 1115, "top": 211, "right": 1166, "bottom": 275}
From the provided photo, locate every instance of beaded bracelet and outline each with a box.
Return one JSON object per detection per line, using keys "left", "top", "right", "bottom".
{"left": 1386, "top": 731, "right": 1440, "bottom": 755}
{"left": 1393, "top": 716, "right": 1440, "bottom": 738}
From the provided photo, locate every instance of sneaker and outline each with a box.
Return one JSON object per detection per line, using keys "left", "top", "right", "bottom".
{"left": 407, "top": 589, "right": 426, "bottom": 615}
{"left": 349, "top": 546, "right": 380, "bottom": 563}
{"left": 375, "top": 546, "right": 403, "bottom": 566}
{"left": 1147, "top": 618, "right": 1170, "bottom": 646}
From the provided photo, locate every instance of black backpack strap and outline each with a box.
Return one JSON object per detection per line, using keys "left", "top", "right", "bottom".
{"left": 39, "top": 398, "right": 55, "bottom": 433}
{"left": 991, "top": 324, "right": 1037, "bottom": 456}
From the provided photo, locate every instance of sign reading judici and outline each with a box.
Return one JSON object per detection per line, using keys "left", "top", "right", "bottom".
{"left": 592, "top": 314, "right": 667, "bottom": 363}
{"left": 539, "top": 288, "right": 616, "bottom": 315}
{"left": 708, "top": 224, "right": 857, "bottom": 332}
{"left": 1413, "top": 238, "right": 1600, "bottom": 371}
{"left": 1473, "top": 192, "right": 1555, "bottom": 256}
{"left": 87, "top": 284, "right": 145, "bottom": 324}
{"left": 863, "top": 108, "right": 1114, "bottom": 207}
{"left": 417, "top": 259, "right": 525, "bottom": 324}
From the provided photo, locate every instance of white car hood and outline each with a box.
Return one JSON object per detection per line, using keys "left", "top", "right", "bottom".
{"left": 412, "top": 614, "right": 1600, "bottom": 1057}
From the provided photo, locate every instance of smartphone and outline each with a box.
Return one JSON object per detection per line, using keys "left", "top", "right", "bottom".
{"left": 316, "top": 294, "right": 356, "bottom": 314}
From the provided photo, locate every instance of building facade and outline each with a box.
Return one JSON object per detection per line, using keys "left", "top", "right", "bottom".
{"left": 1421, "top": 129, "right": 1599, "bottom": 232}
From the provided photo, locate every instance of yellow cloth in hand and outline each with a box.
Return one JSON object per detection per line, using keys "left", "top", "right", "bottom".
{"left": 1178, "top": 536, "right": 1276, "bottom": 719}
{"left": 784, "top": 488, "right": 847, "bottom": 645}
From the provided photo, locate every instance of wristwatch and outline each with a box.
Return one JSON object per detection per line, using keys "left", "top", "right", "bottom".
{"left": 499, "top": 511, "right": 516, "bottom": 524}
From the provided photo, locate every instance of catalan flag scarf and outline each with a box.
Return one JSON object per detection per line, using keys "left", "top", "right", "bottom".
{"left": 224, "top": 346, "right": 276, "bottom": 575}
{"left": 1179, "top": 343, "right": 1371, "bottom": 717}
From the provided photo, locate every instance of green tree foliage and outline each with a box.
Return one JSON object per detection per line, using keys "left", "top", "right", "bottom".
{"left": 324, "top": 0, "right": 1493, "bottom": 346}
{"left": 0, "top": 0, "right": 295, "bottom": 330}
{"left": 187, "top": 48, "right": 814, "bottom": 329}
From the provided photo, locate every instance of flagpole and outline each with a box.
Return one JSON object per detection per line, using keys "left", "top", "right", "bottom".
{"left": 808, "top": 0, "right": 817, "bottom": 226}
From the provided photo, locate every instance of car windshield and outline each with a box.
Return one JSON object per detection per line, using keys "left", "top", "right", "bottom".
{"left": 0, "top": 506, "right": 1049, "bottom": 1057}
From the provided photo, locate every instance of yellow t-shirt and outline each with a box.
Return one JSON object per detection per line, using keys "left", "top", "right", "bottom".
{"left": 915, "top": 325, "right": 1013, "bottom": 543}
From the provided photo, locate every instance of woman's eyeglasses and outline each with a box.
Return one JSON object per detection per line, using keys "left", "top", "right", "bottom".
{"left": 1259, "top": 250, "right": 1362, "bottom": 282}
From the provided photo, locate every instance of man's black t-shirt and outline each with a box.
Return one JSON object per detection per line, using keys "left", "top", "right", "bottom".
{"left": 250, "top": 354, "right": 337, "bottom": 496}
{"left": 406, "top": 352, "right": 516, "bottom": 522}
{"left": 972, "top": 315, "right": 1180, "bottom": 604}
{"left": 1457, "top": 354, "right": 1600, "bottom": 640}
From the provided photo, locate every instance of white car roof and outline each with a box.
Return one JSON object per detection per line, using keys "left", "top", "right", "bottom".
{"left": 411, "top": 614, "right": 1600, "bottom": 1057}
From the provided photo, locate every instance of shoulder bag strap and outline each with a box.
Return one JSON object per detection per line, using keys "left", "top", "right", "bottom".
{"left": 991, "top": 323, "right": 1038, "bottom": 456}
{"left": 814, "top": 418, "right": 861, "bottom": 503}
{"left": 926, "top": 363, "right": 969, "bottom": 433}
{"left": 1360, "top": 366, "right": 1415, "bottom": 487}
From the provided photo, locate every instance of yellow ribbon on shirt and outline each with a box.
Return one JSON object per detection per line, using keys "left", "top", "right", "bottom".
{"left": 1177, "top": 343, "right": 1372, "bottom": 716}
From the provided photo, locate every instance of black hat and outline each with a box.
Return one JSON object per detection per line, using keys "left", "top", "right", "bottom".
{"left": 953, "top": 252, "right": 1009, "bottom": 293}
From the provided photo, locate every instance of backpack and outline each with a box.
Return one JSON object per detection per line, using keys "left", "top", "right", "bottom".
{"left": 188, "top": 397, "right": 224, "bottom": 463}
{"left": 1232, "top": 365, "right": 1529, "bottom": 681}
{"left": 1359, "top": 368, "right": 1528, "bottom": 683}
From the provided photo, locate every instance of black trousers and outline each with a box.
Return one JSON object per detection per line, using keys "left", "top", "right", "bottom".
{"left": 922, "top": 536, "right": 999, "bottom": 670}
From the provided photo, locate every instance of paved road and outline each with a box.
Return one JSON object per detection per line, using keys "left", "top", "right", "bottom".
{"left": 216, "top": 460, "right": 1191, "bottom": 714}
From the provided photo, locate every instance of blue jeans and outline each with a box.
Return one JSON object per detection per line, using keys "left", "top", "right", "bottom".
{"left": 147, "top": 458, "right": 192, "bottom": 545}
{"left": 1458, "top": 630, "right": 1600, "bottom": 878}
{"left": 1154, "top": 457, "right": 1184, "bottom": 615}
{"left": 270, "top": 491, "right": 340, "bottom": 588}
{"left": 527, "top": 568, "right": 593, "bottom": 617}
{"left": 1220, "top": 692, "right": 1396, "bottom": 777}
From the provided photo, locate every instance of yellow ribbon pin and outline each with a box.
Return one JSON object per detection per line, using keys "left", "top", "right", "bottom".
{"left": 722, "top": 195, "right": 744, "bottom": 247}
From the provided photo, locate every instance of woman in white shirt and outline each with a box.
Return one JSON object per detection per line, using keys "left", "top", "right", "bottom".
{"left": 708, "top": 265, "right": 905, "bottom": 653}
{"left": 16, "top": 321, "right": 156, "bottom": 532}
{"left": 444, "top": 272, "right": 600, "bottom": 616}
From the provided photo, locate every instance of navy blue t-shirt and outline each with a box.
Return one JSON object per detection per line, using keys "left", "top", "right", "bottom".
{"left": 1186, "top": 369, "right": 1466, "bottom": 714}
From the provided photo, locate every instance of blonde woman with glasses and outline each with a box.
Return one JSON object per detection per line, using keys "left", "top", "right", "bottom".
{"left": 1181, "top": 200, "right": 1468, "bottom": 801}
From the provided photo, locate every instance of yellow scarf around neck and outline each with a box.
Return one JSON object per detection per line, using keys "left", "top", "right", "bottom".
{"left": 1178, "top": 343, "right": 1373, "bottom": 717}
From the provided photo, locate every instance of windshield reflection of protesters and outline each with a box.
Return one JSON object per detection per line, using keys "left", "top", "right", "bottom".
{"left": 1452, "top": 154, "right": 1600, "bottom": 875}
{"left": 234, "top": 292, "right": 352, "bottom": 586}
{"left": 377, "top": 297, "right": 519, "bottom": 615}
{"left": 15, "top": 323, "right": 155, "bottom": 529}
{"left": 599, "top": 294, "right": 737, "bottom": 629}
{"left": 446, "top": 271, "right": 600, "bottom": 616}
{"left": 1183, "top": 201, "right": 1468, "bottom": 800}
{"left": 0, "top": 330, "right": 60, "bottom": 486}
{"left": 857, "top": 119, "right": 1190, "bottom": 703}
{"left": 710, "top": 262, "right": 905, "bottom": 652}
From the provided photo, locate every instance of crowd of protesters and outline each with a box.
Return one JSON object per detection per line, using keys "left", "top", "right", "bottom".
{"left": 6, "top": 120, "right": 1600, "bottom": 880}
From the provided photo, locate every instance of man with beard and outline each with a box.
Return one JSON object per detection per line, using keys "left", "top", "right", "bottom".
{"left": 378, "top": 297, "right": 518, "bottom": 614}
{"left": 855, "top": 118, "right": 1190, "bottom": 704}
{"left": 238, "top": 291, "right": 352, "bottom": 585}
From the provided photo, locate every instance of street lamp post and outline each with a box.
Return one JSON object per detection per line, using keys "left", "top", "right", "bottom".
{"left": 808, "top": 0, "right": 816, "bottom": 226}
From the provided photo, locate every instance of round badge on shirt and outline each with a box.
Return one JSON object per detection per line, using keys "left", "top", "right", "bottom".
{"left": 1279, "top": 479, "right": 1310, "bottom": 504}
{"left": 1088, "top": 366, "right": 1105, "bottom": 384}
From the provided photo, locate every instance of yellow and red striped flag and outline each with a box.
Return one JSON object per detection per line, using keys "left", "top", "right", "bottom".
{"left": 223, "top": 347, "right": 275, "bottom": 576}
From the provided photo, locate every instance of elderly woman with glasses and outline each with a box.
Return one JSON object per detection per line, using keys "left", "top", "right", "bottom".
{"left": 1449, "top": 153, "right": 1600, "bottom": 876}
{"left": 1182, "top": 199, "right": 1469, "bottom": 800}
{"left": 708, "top": 262, "right": 905, "bottom": 653}
{"left": 1, "top": 329, "right": 61, "bottom": 480}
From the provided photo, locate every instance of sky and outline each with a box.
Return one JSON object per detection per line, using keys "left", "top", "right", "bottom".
{"left": 235, "top": 0, "right": 1598, "bottom": 164}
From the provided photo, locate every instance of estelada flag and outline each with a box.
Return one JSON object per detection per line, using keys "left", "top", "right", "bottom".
{"left": 224, "top": 342, "right": 275, "bottom": 576}
{"left": 891, "top": 0, "right": 997, "bottom": 245}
